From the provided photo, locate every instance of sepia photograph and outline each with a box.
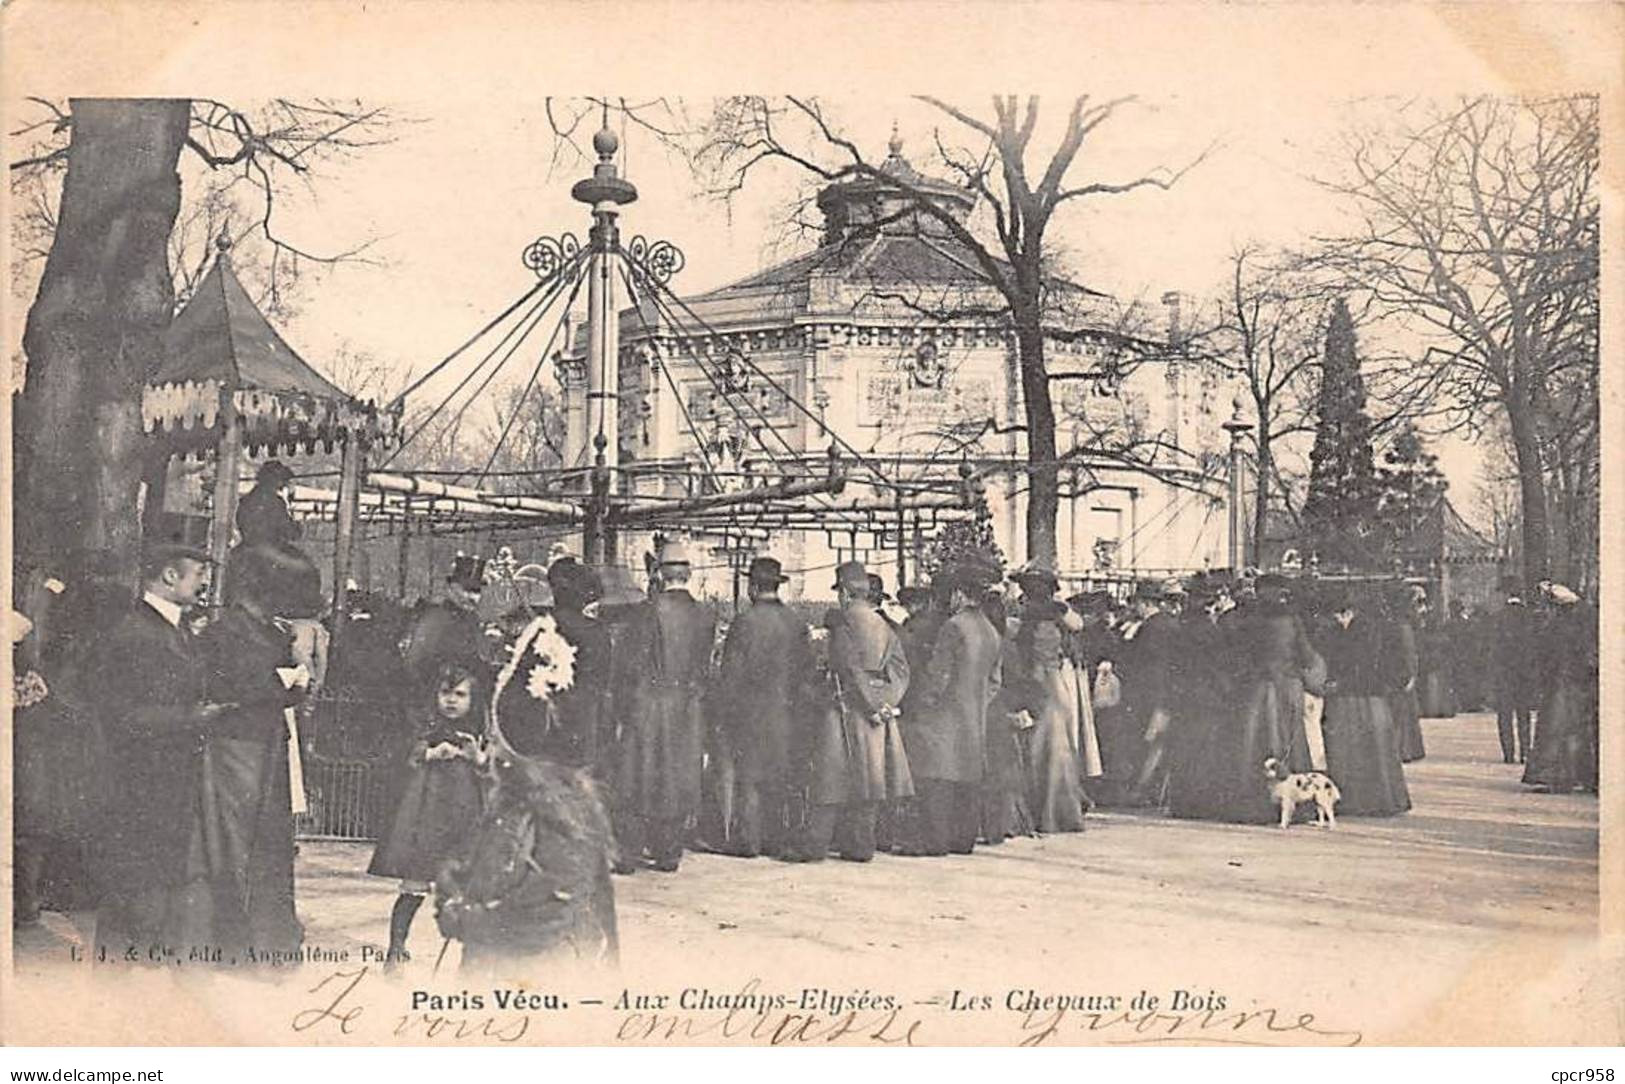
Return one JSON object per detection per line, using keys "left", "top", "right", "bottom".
{"left": 2, "top": 0, "right": 1619, "bottom": 1055}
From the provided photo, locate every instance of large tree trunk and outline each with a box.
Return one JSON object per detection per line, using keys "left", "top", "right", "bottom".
{"left": 1016, "top": 317, "right": 1058, "bottom": 568}
{"left": 16, "top": 98, "right": 190, "bottom": 582}
{"left": 1505, "top": 405, "right": 1550, "bottom": 587}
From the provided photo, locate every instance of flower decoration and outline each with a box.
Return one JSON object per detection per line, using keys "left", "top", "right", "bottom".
{"left": 500, "top": 613, "right": 576, "bottom": 704}
{"left": 525, "top": 615, "right": 577, "bottom": 700}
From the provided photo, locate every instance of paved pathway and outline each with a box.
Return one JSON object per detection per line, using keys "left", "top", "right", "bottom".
{"left": 14, "top": 713, "right": 1606, "bottom": 1044}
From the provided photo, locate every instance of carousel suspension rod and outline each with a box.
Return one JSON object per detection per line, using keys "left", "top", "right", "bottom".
{"left": 366, "top": 471, "right": 585, "bottom": 519}
{"left": 610, "top": 472, "right": 846, "bottom": 521}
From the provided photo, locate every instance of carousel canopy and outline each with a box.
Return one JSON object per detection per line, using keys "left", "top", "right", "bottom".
{"left": 143, "top": 244, "right": 400, "bottom": 455}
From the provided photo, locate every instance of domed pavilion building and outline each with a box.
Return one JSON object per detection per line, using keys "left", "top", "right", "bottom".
{"left": 556, "top": 136, "right": 1235, "bottom": 598}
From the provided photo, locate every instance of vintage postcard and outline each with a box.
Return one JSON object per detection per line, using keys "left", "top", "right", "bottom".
{"left": 2, "top": 0, "right": 1619, "bottom": 1049}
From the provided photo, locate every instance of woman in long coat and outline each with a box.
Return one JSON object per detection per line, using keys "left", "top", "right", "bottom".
{"left": 184, "top": 575, "right": 309, "bottom": 960}
{"left": 1384, "top": 586, "right": 1426, "bottom": 763}
{"left": 1318, "top": 588, "right": 1411, "bottom": 816}
{"left": 1004, "top": 605, "right": 1087, "bottom": 833}
{"left": 12, "top": 567, "right": 108, "bottom": 925}
{"left": 983, "top": 593, "right": 1033, "bottom": 841}
{"left": 899, "top": 570, "right": 1002, "bottom": 856}
{"left": 1164, "top": 591, "right": 1238, "bottom": 820}
{"left": 1417, "top": 602, "right": 1456, "bottom": 718}
{"left": 1522, "top": 586, "right": 1598, "bottom": 793}
{"left": 1175, "top": 575, "right": 1322, "bottom": 823}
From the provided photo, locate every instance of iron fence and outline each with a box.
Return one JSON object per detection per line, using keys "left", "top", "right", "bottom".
{"left": 295, "top": 754, "right": 391, "bottom": 841}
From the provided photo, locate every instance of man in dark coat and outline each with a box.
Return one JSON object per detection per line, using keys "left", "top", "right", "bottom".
{"left": 616, "top": 540, "right": 715, "bottom": 873}
{"left": 899, "top": 563, "right": 1001, "bottom": 856}
{"left": 235, "top": 460, "right": 323, "bottom": 619}
{"left": 536, "top": 558, "right": 610, "bottom": 769}
{"left": 178, "top": 547, "right": 309, "bottom": 960}
{"left": 786, "top": 561, "right": 913, "bottom": 862}
{"left": 1493, "top": 576, "right": 1536, "bottom": 764}
{"left": 897, "top": 582, "right": 947, "bottom": 732}
{"left": 235, "top": 460, "right": 301, "bottom": 547}
{"left": 1123, "top": 580, "right": 1185, "bottom": 805}
{"left": 715, "top": 557, "right": 811, "bottom": 858}
{"left": 90, "top": 543, "right": 229, "bottom": 962}
{"left": 401, "top": 554, "right": 489, "bottom": 698}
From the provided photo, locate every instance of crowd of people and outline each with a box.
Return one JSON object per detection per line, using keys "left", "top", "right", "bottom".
{"left": 11, "top": 469, "right": 1601, "bottom": 973}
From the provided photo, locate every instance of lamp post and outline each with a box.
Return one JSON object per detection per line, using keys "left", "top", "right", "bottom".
{"left": 1222, "top": 395, "right": 1254, "bottom": 573}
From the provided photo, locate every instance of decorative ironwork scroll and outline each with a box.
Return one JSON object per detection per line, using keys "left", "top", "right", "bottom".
{"left": 623, "top": 235, "right": 685, "bottom": 289}
{"left": 521, "top": 233, "right": 582, "bottom": 282}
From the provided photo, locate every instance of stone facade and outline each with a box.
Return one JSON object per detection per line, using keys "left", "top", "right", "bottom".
{"left": 557, "top": 144, "right": 1235, "bottom": 600}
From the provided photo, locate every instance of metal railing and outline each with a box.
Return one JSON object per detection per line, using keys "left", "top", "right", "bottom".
{"left": 295, "top": 755, "right": 391, "bottom": 842}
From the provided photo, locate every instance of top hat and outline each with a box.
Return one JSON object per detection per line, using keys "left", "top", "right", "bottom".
{"left": 748, "top": 556, "right": 790, "bottom": 587}
{"left": 657, "top": 538, "right": 693, "bottom": 567}
{"left": 143, "top": 512, "right": 212, "bottom": 567}
{"left": 447, "top": 554, "right": 487, "bottom": 592}
{"left": 833, "top": 560, "right": 869, "bottom": 594}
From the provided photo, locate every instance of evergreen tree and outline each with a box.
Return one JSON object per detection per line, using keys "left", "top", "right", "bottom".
{"left": 1302, "top": 298, "right": 1381, "bottom": 568}
{"left": 918, "top": 512, "right": 1005, "bottom": 585}
{"left": 1372, "top": 422, "right": 1449, "bottom": 551}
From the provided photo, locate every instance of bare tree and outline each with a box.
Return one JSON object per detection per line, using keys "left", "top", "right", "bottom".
{"left": 476, "top": 382, "right": 567, "bottom": 495}
{"left": 1313, "top": 95, "right": 1599, "bottom": 586}
{"left": 11, "top": 97, "right": 395, "bottom": 580}
{"left": 681, "top": 95, "right": 1208, "bottom": 566}
{"left": 1192, "top": 244, "right": 1324, "bottom": 558}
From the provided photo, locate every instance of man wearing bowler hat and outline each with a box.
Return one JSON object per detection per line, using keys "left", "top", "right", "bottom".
{"left": 618, "top": 538, "right": 715, "bottom": 872}
{"left": 786, "top": 560, "right": 913, "bottom": 862}
{"left": 89, "top": 536, "right": 232, "bottom": 962}
{"left": 715, "top": 556, "right": 812, "bottom": 858}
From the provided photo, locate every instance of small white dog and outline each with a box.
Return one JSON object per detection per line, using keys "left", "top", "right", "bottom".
{"left": 1263, "top": 757, "right": 1340, "bottom": 829}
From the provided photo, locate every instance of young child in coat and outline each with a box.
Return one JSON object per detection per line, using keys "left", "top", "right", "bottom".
{"left": 368, "top": 659, "right": 489, "bottom": 967}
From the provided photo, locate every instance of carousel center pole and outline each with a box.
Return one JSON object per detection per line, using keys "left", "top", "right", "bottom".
{"left": 573, "top": 112, "right": 637, "bottom": 565}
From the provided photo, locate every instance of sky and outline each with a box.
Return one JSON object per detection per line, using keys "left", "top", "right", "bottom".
{"left": 10, "top": 1, "right": 1616, "bottom": 528}
{"left": 199, "top": 92, "right": 1489, "bottom": 508}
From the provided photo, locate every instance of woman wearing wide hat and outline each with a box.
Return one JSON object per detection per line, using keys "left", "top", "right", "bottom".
{"left": 1003, "top": 599, "right": 1088, "bottom": 833}
{"left": 1521, "top": 583, "right": 1598, "bottom": 794}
